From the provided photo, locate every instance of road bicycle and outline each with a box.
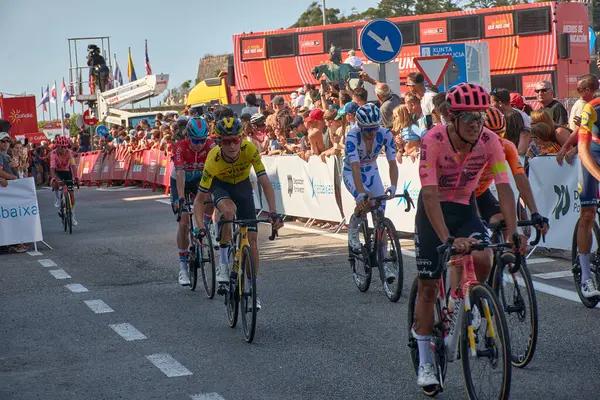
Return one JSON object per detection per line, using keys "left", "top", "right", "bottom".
{"left": 177, "top": 195, "right": 216, "bottom": 298}
{"left": 407, "top": 237, "right": 512, "bottom": 399}
{"left": 487, "top": 219, "right": 542, "bottom": 368}
{"left": 348, "top": 189, "right": 414, "bottom": 302}
{"left": 215, "top": 217, "right": 277, "bottom": 343}
{"left": 571, "top": 200, "right": 600, "bottom": 308}
{"left": 58, "top": 178, "right": 79, "bottom": 234}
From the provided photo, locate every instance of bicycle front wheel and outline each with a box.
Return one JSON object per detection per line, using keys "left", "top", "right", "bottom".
{"left": 61, "top": 198, "right": 67, "bottom": 232}
{"left": 378, "top": 218, "right": 403, "bottom": 302}
{"left": 200, "top": 226, "right": 216, "bottom": 299}
{"left": 240, "top": 245, "right": 257, "bottom": 343}
{"left": 571, "top": 218, "right": 600, "bottom": 308}
{"left": 461, "top": 283, "right": 511, "bottom": 400}
{"left": 493, "top": 256, "right": 538, "bottom": 368}
{"left": 66, "top": 195, "right": 73, "bottom": 234}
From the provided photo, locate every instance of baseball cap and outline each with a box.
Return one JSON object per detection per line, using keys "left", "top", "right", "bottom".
{"left": 335, "top": 102, "right": 359, "bottom": 120}
{"left": 291, "top": 92, "right": 298, "bottom": 99}
{"left": 0, "top": 132, "right": 10, "bottom": 141}
{"left": 304, "top": 109, "right": 324, "bottom": 123}
{"left": 290, "top": 115, "right": 304, "bottom": 128}
{"left": 298, "top": 87, "right": 305, "bottom": 94}
{"left": 272, "top": 95, "right": 285, "bottom": 105}
{"left": 509, "top": 93, "right": 525, "bottom": 110}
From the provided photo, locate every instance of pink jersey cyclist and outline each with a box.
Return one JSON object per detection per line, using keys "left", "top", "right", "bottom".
{"left": 50, "top": 148, "right": 75, "bottom": 172}
{"left": 419, "top": 125, "right": 509, "bottom": 205}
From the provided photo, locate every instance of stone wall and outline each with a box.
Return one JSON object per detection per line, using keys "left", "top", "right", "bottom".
{"left": 196, "top": 54, "right": 231, "bottom": 83}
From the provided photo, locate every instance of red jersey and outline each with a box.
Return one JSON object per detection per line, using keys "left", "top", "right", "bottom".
{"left": 171, "top": 139, "right": 215, "bottom": 180}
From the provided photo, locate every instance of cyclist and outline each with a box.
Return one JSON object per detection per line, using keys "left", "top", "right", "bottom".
{"left": 413, "top": 83, "right": 524, "bottom": 388}
{"left": 476, "top": 107, "right": 549, "bottom": 233}
{"left": 193, "top": 117, "right": 283, "bottom": 310}
{"left": 575, "top": 93, "right": 600, "bottom": 297}
{"left": 171, "top": 117, "right": 216, "bottom": 286}
{"left": 343, "top": 103, "right": 398, "bottom": 280}
{"left": 50, "top": 136, "right": 78, "bottom": 225}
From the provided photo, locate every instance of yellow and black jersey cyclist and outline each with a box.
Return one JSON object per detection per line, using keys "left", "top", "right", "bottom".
{"left": 193, "top": 117, "right": 283, "bottom": 310}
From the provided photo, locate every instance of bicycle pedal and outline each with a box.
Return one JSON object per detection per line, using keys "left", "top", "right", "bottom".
{"left": 217, "top": 285, "right": 227, "bottom": 296}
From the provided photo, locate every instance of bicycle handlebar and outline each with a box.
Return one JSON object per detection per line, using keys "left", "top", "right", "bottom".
{"left": 357, "top": 189, "right": 415, "bottom": 214}
{"left": 216, "top": 217, "right": 279, "bottom": 242}
{"left": 487, "top": 219, "right": 543, "bottom": 246}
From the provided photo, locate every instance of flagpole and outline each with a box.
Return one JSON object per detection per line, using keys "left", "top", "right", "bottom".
{"left": 54, "top": 80, "right": 59, "bottom": 124}
{"left": 41, "top": 86, "right": 46, "bottom": 122}
{"left": 48, "top": 86, "right": 53, "bottom": 121}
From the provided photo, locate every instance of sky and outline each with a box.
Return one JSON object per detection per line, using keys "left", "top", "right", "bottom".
{"left": 0, "top": 0, "right": 379, "bottom": 106}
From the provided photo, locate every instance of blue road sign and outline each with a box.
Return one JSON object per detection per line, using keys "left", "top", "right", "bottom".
{"left": 360, "top": 19, "right": 403, "bottom": 64}
{"left": 420, "top": 43, "right": 467, "bottom": 92}
{"left": 96, "top": 125, "right": 108, "bottom": 136}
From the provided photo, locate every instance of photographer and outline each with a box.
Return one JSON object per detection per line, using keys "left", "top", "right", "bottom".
{"left": 87, "top": 44, "right": 109, "bottom": 92}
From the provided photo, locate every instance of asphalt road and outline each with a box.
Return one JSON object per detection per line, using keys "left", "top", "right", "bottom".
{"left": 2, "top": 186, "right": 599, "bottom": 400}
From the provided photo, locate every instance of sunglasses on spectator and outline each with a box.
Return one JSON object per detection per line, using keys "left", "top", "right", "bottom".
{"left": 534, "top": 88, "right": 549, "bottom": 94}
{"left": 0, "top": 139, "right": 9, "bottom": 143}
{"left": 405, "top": 83, "right": 416, "bottom": 87}
{"left": 190, "top": 137, "right": 206, "bottom": 145}
{"left": 221, "top": 137, "right": 241, "bottom": 146}
{"left": 457, "top": 111, "right": 485, "bottom": 124}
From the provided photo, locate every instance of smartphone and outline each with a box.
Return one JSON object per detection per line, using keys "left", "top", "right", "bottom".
{"left": 320, "top": 79, "right": 329, "bottom": 91}
{"left": 425, "top": 115, "right": 433, "bottom": 130}
{"left": 286, "top": 138, "right": 297, "bottom": 144}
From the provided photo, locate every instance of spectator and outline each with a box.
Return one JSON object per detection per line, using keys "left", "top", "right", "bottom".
{"left": 360, "top": 73, "right": 402, "bottom": 129}
{"left": 529, "top": 122, "right": 561, "bottom": 157}
{"left": 336, "top": 102, "right": 359, "bottom": 131}
{"left": 305, "top": 108, "right": 326, "bottom": 155}
{"left": 0, "top": 132, "right": 18, "bottom": 179}
{"left": 290, "top": 115, "right": 307, "bottom": 138}
{"left": 431, "top": 92, "right": 447, "bottom": 125}
{"left": 155, "top": 112, "right": 167, "bottom": 127}
{"left": 321, "top": 109, "right": 345, "bottom": 162}
{"left": 504, "top": 111, "right": 526, "bottom": 154}
{"left": 509, "top": 93, "right": 533, "bottom": 116}
{"left": 290, "top": 92, "right": 298, "bottom": 107}
{"left": 570, "top": 74, "right": 599, "bottom": 132}
{"left": 404, "top": 93, "right": 427, "bottom": 131}
{"left": 78, "top": 127, "right": 92, "bottom": 152}
{"left": 344, "top": 50, "right": 363, "bottom": 69}
{"left": 491, "top": 88, "right": 531, "bottom": 154}
{"left": 405, "top": 72, "right": 436, "bottom": 123}
{"left": 393, "top": 104, "right": 423, "bottom": 161}
{"left": 534, "top": 80, "right": 568, "bottom": 127}
{"left": 352, "top": 87, "right": 368, "bottom": 107}
{"left": 241, "top": 93, "right": 260, "bottom": 115}
{"left": 295, "top": 87, "right": 306, "bottom": 107}
{"left": 530, "top": 110, "right": 570, "bottom": 145}
{"left": 9, "top": 141, "right": 28, "bottom": 178}
{"left": 304, "top": 84, "right": 316, "bottom": 109}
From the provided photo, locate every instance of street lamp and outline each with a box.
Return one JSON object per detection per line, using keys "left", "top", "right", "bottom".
{"left": 322, "top": 0, "right": 327, "bottom": 26}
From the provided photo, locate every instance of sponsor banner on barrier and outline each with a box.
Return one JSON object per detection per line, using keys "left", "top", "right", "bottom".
{"left": 528, "top": 156, "right": 580, "bottom": 250}
{"left": 0, "top": 178, "right": 43, "bottom": 246}
{"left": 101, "top": 153, "right": 115, "bottom": 181}
{"left": 145, "top": 150, "right": 160, "bottom": 185}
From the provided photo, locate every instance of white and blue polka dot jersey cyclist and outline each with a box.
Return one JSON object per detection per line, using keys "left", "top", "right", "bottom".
{"left": 342, "top": 126, "right": 396, "bottom": 199}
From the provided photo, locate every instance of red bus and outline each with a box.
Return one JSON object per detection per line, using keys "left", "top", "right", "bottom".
{"left": 232, "top": 2, "right": 589, "bottom": 103}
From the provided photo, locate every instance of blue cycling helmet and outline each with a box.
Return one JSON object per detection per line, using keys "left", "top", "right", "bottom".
{"left": 355, "top": 103, "right": 382, "bottom": 128}
{"left": 186, "top": 116, "right": 208, "bottom": 139}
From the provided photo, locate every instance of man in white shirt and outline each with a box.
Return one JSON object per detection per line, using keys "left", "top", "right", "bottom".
{"left": 295, "top": 87, "right": 306, "bottom": 107}
{"left": 344, "top": 50, "right": 363, "bottom": 69}
{"left": 405, "top": 72, "right": 435, "bottom": 125}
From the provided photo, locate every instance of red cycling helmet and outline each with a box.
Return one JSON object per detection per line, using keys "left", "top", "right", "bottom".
{"left": 56, "top": 136, "right": 70, "bottom": 147}
{"left": 446, "top": 83, "right": 490, "bottom": 112}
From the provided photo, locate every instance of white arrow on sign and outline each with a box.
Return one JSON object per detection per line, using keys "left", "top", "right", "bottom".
{"left": 367, "top": 30, "right": 394, "bottom": 52}
{"left": 413, "top": 55, "right": 453, "bottom": 87}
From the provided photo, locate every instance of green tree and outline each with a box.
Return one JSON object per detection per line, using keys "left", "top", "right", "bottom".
{"left": 415, "top": 0, "right": 460, "bottom": 14}
{"left": 593, "top": 0, "right": 600, "bottom": 33}
{"left": 465, "top": 0, "right": 526, "bottom": 9}
{"left": 290, "top": 1, "right": 343, "bottom": 27}
{"left": 376, "top": 0, "right": 413, "bottom": 18}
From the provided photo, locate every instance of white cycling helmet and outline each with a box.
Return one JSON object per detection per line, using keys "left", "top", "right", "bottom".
{"left": 355, "top": 103, "right": 382, "bottom": 128}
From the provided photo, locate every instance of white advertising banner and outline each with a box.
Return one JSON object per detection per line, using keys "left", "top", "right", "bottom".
{"left": 0, "top": 178, "right": 43, "bottom": 246}
{"left": 528, "top": 156, "right": 580, "bottom": 250}
{"left": 305, "top": 156, "right": 343, "bottom": 222}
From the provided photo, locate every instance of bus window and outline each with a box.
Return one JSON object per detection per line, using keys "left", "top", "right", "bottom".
{"left": 396, "top": 22, "right": 416, "bottom": 45}
{"left": 516, "top": 8, "right": 550, "bottom": 35}
{"left": 267, "top": 34, "right": 296, "bottom": 58}
{"left": 326, "top": 29, "right": 354, "bottom": 51}
{"left": 450, "top": 16, "right": 481, "bottom": 41}
{"left": 491, "top": 75, "right": 520, "bottom": 94}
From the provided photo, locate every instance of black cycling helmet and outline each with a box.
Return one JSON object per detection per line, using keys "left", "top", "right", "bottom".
{"left": 202, "top": 112, "right": 215, "bottom": 122}
{"left": 215, "top": 117, "right": 242, "bottom": 137}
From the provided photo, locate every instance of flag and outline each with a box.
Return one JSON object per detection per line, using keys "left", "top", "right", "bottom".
{"left": 50, "top": 83, "right": 57, "bottom": 103}
{"left": 113, "top": 57, "right": 124, "bottom": 87}
{"left": 145, "top": 40, "right": 152, "bottom": 75}
{"left": 127, "top": 47, "right": 137, "bottom": 82}
{"left": 61, "top": 78, "right": 70, "bottom": 103}
{"left": 38, "top": 85, "right": 50, "bottom": 107}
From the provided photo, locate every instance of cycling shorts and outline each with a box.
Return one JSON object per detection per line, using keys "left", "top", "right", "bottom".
{"left": 54, "top": 171, "right": 74, "bottom": 191}
{"left": 211, "top": 178, "right": 257, "bottom": 232}
{"left": 415, "top": 192, "right": 491, "bottom": 280}
{"left": 579, "top": 152, "right": 600, "bottom": 208}
{"left": 342, "top": 163, "right": 386, "bottom": 209}
{"left": 169, "top": 177, "right": 200, "bottom": 214}
{"left": 475, "top": 188, "right": 501, "bottom": 224}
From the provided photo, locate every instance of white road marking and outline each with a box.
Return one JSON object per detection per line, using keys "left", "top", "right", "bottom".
{"left": 49, "top": 269, "right": 71, "bottom": 279}
{"left": 84, "top": 299, "right": 114, "bottom": 314}
{"left": 526, "top": 257, "right": 555, "bottom": 265}
{"left": 65, "top": 283, "right": 89, "bottom": 293}
{"left": 155, "top": 199, "right": 172, "bottom": 205}
{"left": 146, "top": 353, "right": 193, "bottom": 377}
{"left": 38, "top": 259, "right": 57, "bottom": 267}
{"left": 27, "top": 251, "right": 42, "bottom": 256}
{"left": 123, "top": 194, "right": 168, "bottom": 201}
{"left": 504, "top": 273, "right": 599, "bottom": 307}
{"left": 109, "top": 323, "right": 148, "bottom": 341}
{"left": 533, "top": 270, "right": 573, "bottom": 279}
{"left": 190, "top": 393, "right": 226, "bottom": 400}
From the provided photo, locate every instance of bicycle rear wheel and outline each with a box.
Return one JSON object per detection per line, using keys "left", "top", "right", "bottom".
{"left": 461, "top": 283, "right": 511, "bottom": 400}
{"left": 378, "top": 219, "right": 403, "bottom": 302}
{"left": 61, "top": 198, "right": 67, "bottom": 232}
{"left": 66, "top": 195, "right": 73, "bottom": 234}
{"left": 240, "top": 245, "right": 257, "bottom": 343}
{"left": 350, "top": 219, "right": 372, "bottom": 292}
{"left": 200, "top": 225, "right": 216, "bottom": 299}
{"left": 571, "top": 218, "right": 600, "bottom": 308}
{"left": 493, "top": 256, "right": 538, "bottom": 368}
{"left": 407, "top": 278, "right": 446, "bottom": 397}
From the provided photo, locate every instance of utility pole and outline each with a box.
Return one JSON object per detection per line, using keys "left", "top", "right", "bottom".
{"left": 322, "top": 0, "right": 327, "bottom": 26}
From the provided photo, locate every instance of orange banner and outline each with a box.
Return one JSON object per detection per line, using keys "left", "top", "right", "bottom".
{"left": 241, "top": 38, "right": 265, "bottom": 60}
{"left": 419, "top": 20, "right": 447, "bottom": 44}
{"left": 298, "top": 33, "right": 324, "bottom": 55}
{"left": 485, "top": 13, "right": 513, "bottom": 37}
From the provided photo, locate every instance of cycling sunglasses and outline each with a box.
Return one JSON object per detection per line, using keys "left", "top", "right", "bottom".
{"left": 221, "top": 137, "right": 241, "bottom": 146}
{"left": 361, "top": 126, "right": 379, "bottom": 133}
{"left": 457, "top": 111, "right": 485, "bottom": 124}
{"left": 190, "top": 137, "right": 207, "bottom": 145}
